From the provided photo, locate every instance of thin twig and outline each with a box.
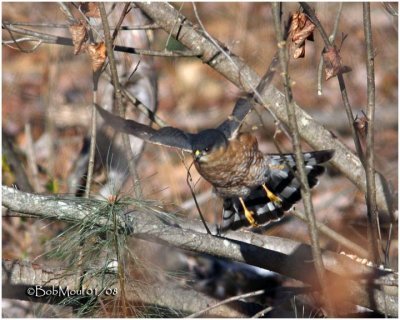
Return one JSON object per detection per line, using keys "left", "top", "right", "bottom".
{"left": 384, "top": 223, "right": 393, "bottom": 267}
{"left": 251, "top": 305, "right": 273, "bottom": 318}
{"left": 102, "top": 71, "right": 167, "bottom": 127}
{"left": 292, "top": 210, "right": 369, "bottom": 258}
{"left": 328, "top": 3, "right": 343, "bottom": 45}
{"left": 337, "top": 75, "right": 365, "bottom": 162}
{"left": 272, "top": 3, "right": 334, "bottom": 316}
{"left": 3, "top": 37, "right": 37, "bottom": 44}
{"left": 184, "top": 160, "right": 211, "bottom": 235}
{"left": 2, "top": 21, "right": 160, "bottom": 30}
{"left": 362, "top": 2, "right": 381, "bottom": 265}
{"left": 99, "top": 3, "right": 143, "bottom": 200}
{"left": 188, "top": 289, "right": 266, "bottom": 318}
{"left": 84, "top": 87, "right": 98, "bottom": 198}
{"left": 299, "top": 2, "right": 330, "bottom": 45}
{"left": 24, "top": 124, "right": 41, "bottom": 192}
{"left": 75, "top": 3, "right": 103, "bottom": 41}
{"left": 44, "top": 46, "right": 59, "bottom": 180}
{"left": 2, "top": 23, "right": 42, "bottom": 53}
{"left": 58, "top": 2, "right": 77, "bottom": 24}
{"left": 111, "top": 2, "right": 131, "bottom": 41}
{"left": 2, "top": 23, "right": 200, "bottom": 57}
{"left": 180, "top": 189, "right": 212, "bottom": 211}
{"left": 381, "top": 3, "right": 398, "bottom": 17}
{"left": 2, "top": 37, "right": 43, "bottom": 52}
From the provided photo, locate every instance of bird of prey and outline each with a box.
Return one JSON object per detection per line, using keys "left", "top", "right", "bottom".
{"left": 95, "top": 93, "right": 334, "bottom": 231}
{"left": 95, "top": 52, "right": 333, "bottom": 231}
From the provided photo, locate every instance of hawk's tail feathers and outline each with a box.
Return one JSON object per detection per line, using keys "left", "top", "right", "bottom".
{"left": 221, "top": 149, "right": 334, "bottom": 231}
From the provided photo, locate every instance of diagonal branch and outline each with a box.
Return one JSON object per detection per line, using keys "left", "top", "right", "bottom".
{"left": 2, "top": 23, "right": 200, "bottom": 57}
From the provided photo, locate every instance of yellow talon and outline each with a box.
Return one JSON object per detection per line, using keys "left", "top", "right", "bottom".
{"left": 239, "top": 197, "right": 258, "bottom": 227}
{"left": 262, "top": 184, "right": 282, "bottom": 205}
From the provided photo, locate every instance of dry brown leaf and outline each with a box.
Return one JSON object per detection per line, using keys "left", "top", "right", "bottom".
{"left": 80, "top": 2, "right": 100, "bottom": 18}
{"left": 353, "top": 112, "right": 368, "bottom": 140}
{"left": 86, "top": 42, "right": 107, "bottom": 72}
{"left": 69, "top": 22, "right": 87, "bottom": 55}
{"left": 289, "top": 12, "right": 315, "bottom": 59}
{"left": 322, "top": 47, "right": 352, "bottom": 80}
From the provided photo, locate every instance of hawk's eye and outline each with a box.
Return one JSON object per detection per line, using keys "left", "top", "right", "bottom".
{"left": 204, "top": 147, "right": 210, "bottom": 152}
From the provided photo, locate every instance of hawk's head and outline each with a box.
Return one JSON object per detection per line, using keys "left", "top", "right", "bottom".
{"left": 191, "top": 129, "right": 228, "bottom": 163}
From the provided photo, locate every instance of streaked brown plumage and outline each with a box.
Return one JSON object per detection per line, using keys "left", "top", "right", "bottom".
{"left": 194, "top": 133, "right": 265, "bottom": 198}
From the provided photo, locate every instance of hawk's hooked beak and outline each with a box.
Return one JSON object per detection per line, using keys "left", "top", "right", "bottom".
{"left": 194, "top": 150, "right": 202, "bottom": 161}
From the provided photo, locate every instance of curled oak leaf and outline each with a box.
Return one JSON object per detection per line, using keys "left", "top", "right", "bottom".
{"left": 289, "top": 12, "right": 315, "bottom": 59}
{"left": 322, "top": 46, "right": 352, "bottom": 80}
{"left": 80, "top": 2, "right": 100, "bottom": 18}
{"left": 69, "top": 22, "right": 88, "bottom": 55}
{"left": 86, "top": 42, "right": 107, "bottom": 72}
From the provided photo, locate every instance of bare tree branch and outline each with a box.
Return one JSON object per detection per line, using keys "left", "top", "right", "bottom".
{"left": 2, "top": 21, "right": 161, "bottom": 30}
{"left": 363, "top": 2, "right": 382, "bottom": 265}
{"left": 2, "top": 186, "right": 397, "bottom": 316}
{"left": 2, "top": 23, "right": 199, "bottom": 57}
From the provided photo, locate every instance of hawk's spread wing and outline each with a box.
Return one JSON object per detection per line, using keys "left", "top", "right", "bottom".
{"left": 95, "top": 104, "right": 193, "bottom": 152}
{"left": 216, "top": 98, "right": 252, "bottom": 140}
{"left": 217, "top": 55, "right": 279, "bottom": 140}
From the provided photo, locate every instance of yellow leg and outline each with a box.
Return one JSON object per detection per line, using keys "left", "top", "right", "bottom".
{"left": 262, "top": 184, "right": 282, "bottom": 206}
{"left": 239, "top": 197, "right": 258, "bottom": 227}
